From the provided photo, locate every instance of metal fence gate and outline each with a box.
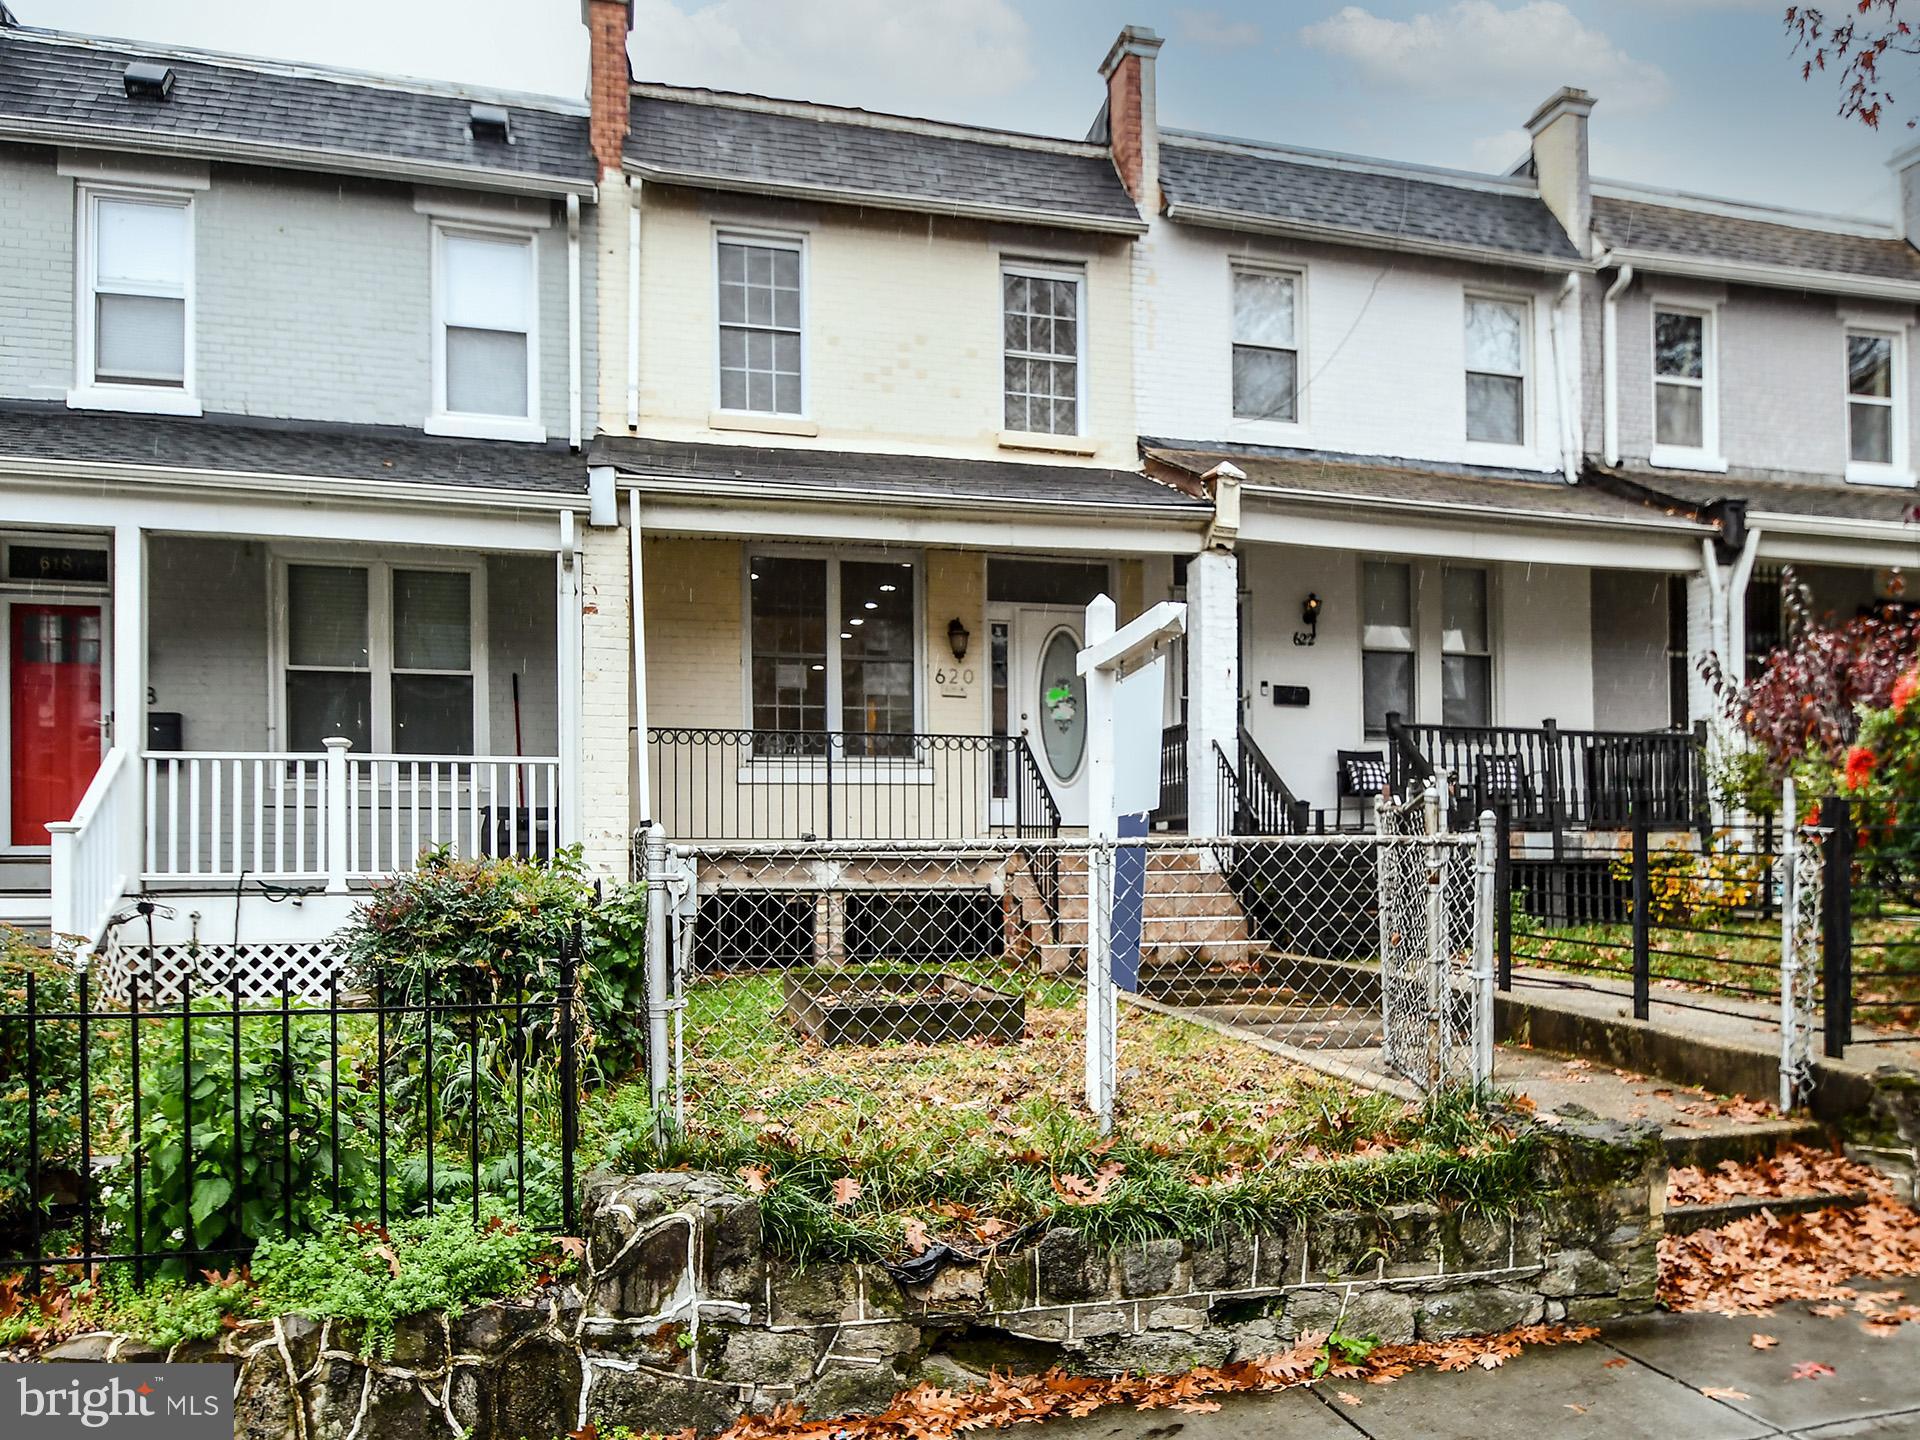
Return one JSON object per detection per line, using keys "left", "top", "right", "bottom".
{"left": 637, "top": 809, "right": 1495, "bottom": 1138}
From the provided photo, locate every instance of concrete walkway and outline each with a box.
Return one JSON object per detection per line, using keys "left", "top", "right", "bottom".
{"left": 1030, "top": 1277, "right": 1920, "bottom": 1439}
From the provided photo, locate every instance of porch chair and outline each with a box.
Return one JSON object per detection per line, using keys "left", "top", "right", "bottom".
{"left": 1335, "top": 749, "right": 1389, "bottom": 831}
{"left": 1471, "top": 751, "right": 1533, "bottom": 821}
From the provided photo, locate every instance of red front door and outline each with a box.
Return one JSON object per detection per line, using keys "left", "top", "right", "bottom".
{"left": 10, "top": 605, "right": 103, "bottom": 846}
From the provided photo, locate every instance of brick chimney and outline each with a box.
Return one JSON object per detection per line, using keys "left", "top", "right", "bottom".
{"left": 1099, "top": 25, "right": 1163, "bottom": 210}
{"left": 583, "top": 0, "right": 633, "bottom": 177}
{"left": 1525, "top": 87, "right": 1595, "bottom": 255}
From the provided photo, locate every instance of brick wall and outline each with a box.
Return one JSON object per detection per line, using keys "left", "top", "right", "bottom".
{"left": 0, "top": 150, "right": 75, "bottom": 401}
{"left": 578, "top": 525, "right": 634, "bottom": 878}
{"left": 586, "top": 0, "right": 633, "bottom": 177}
{"left": 641, "top": 536, "right": 744, "bottom": 729}
{"left": 1105, "top": 53, "right": 1144, "bottom": 202}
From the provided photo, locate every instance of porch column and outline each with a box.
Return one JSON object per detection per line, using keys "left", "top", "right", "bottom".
{"left": 629, "top": 489, "right": 651, "bottom": 823}
{"left": 557, "top": 513, "right": 584, "bottom": 856}
{"left": 112, "top": 523, "right": 145, "bottom": 888}
{"left": 575, "top": 506, "right": 635, "bottom": 880}
{"left": 1185, "top": 548, "right": 1239, "bottom": 838}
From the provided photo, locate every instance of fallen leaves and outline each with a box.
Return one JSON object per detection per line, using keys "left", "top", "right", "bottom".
{"left": 1050, "top": 1161, "right": 1126, "bottom": 1207}
{"left": 1669, "top": 1145, "right": 1869, "bottom": 1208}
{"left": 829, "top": 1176, "right": 863, "bottom": 1208}
{"left": 1750, "top": 1333, "right": 1778, "bottom": 1350}
{"left": 1790, "top": 1361, "right": 1836, "bottom": 1381}
{"left": 737, "top": 1165, "right": 771, "bottom": 1195}
{"left": 1700, "top": 1385, "right": 1751, "bottom": 1401}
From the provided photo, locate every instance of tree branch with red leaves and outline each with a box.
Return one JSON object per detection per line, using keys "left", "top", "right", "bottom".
{"left": 1788, "top": 3, "right": 1920, "bottom": 128}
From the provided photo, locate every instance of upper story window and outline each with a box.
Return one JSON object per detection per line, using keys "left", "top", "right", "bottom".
{"left": 1231, "top": 267, "right": 1299, "bottom": 424}
{"left": 1846, "top": 328, "right": 1907, "bottom": 484}
{"left": 1002, "top": 262, "right": 1083, "bottom": 436}
{"left": 429, "top": 224, "right": 541, "bottom": 442}
{"left": 73, "top": 186, "right": 198, "bottom": 416}
{"left": 717, "top": 234, "right": 803, "bottom": 416}
{"left": 1463, "top": 296, "right": 1527, "bottom": 446}
{"left": 1652, "top": 307, "right": 1720, "bottom": 468}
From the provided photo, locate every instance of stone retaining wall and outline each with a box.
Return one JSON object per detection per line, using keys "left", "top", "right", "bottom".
{"left": 39, "top": 1117, "right": 1664, "bottom": 1440}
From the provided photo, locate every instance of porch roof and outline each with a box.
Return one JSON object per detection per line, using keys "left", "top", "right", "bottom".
{"left": 592, "top": 435, "right": 1209, "bottom": 514}
{"left": 1144, "top": 442, "right": 1711, "bottom": 531}
{"left": 1617, "top": 466, "right": 1920, "bottom": 529}
{"left": 0, "top": 402, "right": 587, "bottom": 497}
{"left": 1593, "top": 191, "right": 1920, "bottom": 292}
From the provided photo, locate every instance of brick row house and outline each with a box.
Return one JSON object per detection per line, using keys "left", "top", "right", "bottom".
{"left": 0, "top": 5, "right": 1913, "bottom": 974}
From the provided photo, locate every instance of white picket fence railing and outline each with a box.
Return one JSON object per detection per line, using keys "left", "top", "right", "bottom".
{"left": 47, "top": 744, "right": 136, "bottom": 946}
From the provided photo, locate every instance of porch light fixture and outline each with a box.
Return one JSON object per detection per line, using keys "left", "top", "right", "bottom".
{"left": 1294, "top": 593, "right": 1322, "bottom": 648}
{"left": 947, "top": 618, "right": 971, "bottom": 662}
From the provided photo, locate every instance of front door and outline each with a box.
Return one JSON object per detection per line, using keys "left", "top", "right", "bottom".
{"left": 10, "top": 604, "right": 103, "bottom": 846}
{"left": 1011, "top": 607, "right": 1088, "bottom": 828}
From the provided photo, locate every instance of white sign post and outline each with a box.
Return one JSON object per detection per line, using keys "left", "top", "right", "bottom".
{"left": 1077, "top": 594, "right": 1187, "bottom": 1128}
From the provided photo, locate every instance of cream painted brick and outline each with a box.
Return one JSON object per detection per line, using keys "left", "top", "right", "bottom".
{"left": 925, "top": 550, "right": 986, "bottom": 735}
{"left": 579, "top": 526, "right": 633, "bottom": 878}
{"left": 642, "top": 537, "right": 744, "bottom": 728}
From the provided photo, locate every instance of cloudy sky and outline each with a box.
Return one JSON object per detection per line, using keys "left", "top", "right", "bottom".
{"left": 35, "top": 0, "right": 1911, "bottom": 220}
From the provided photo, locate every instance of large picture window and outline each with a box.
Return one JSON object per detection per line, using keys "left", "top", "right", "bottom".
{"left": 749, "top": 554, "right": 917, "bottom": 756}
{"left": 281, "top": 561, "right": 480, "bottom": 755}
{"left": 1230, "top": 267, "right": 1299, "bottom": 423}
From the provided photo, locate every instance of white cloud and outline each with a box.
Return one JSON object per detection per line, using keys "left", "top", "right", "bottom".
{"left": 1300, "top": 2, "right": 1670, "bottom": 111}
{"left": 630, "top": 0, "right": 1032, "bottom": 114}
{"left": 1468, "top": 127, "right": 1532, "bottom": 173}
{"left": 1174, "top": 8, "right": 1264, "bottom": 48}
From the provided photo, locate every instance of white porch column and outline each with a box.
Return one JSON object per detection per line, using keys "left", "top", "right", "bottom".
{"left": 112, "top": 523, "right": 145, "bottom": 888}
{"left": 1184, "top": 548, "right": 1239, "bottom": 838}
{"left": 629, "top": 489, "right": 651, "bottom": 823}
{"left": 556, "top": 512, "right": 585, "bottom": 856}
{"left": 574, "top": 503, "right": 636, "bottom": 880}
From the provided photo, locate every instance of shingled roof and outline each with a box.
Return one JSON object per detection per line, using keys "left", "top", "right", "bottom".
{"left": 1157, "top": 137, "right": 1583, "bottom": 267}
{"left": 0, "top": 402, "right": 586, "bottom": 497}
{"left": 1593, "top": 192, "right": 1920, "bottom": 287}
{"left": 0, "top": 28, "right": 594, "bottom": 193}
{"left": 624, "top": 87, "right": 1144, "bottom": 233}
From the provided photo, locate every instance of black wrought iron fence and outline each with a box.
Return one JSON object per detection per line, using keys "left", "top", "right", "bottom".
{"left": 1, "top": 941, "right": 583, "bottom": 1290}
{"left": 1154, "top": 723, "right": 1188, "bottom": 831}
{"left": 1820, "top": 800, "right": 1920, "bottom": 1053}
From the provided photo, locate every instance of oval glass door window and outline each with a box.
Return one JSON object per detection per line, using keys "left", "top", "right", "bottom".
{"left": 1037, "top": 628, "right": 1086, "bottom": 780}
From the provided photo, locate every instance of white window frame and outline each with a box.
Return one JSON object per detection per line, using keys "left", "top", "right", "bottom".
{"left": 1439, "top": 563, "right": 1496, "bottom": 728}
{"left": 740, "top": 547, "right": 925, "bottom": 775}
{"left": 269, "top": 553, "right": 490, "bottom": 756}
{"left": 712, "top": 228, "right": 809, "bottom": 422}
{"left": 69, "top": 182, "right": 202, "bottom": 418}
{"left": 1462, "top": 291, "right": 1531, "bottom": 451}
{"left": 1843, "top": 323, "right": 1914, "bottom": 486}
{"left": 999, "top": 257, "right": 1088, "bottom": 442}
{"left": 1227, "top": 259, "right": 1307, "bottom": 436}
{"left": 1360, "top": 558, "right": 1418, "bottom": 739}
{"left": 1648, "top": 301, "right": 1726, "bottom": 473}
{"left": 426, "top": 220, "right": 544, "bottom": 444}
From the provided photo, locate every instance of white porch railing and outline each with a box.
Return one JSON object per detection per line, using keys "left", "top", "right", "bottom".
{"left": 144, "top": 740, "right": 562, "bottom": 890}
{"left": 48, "top": 744, "right": 137, "bottom": 947}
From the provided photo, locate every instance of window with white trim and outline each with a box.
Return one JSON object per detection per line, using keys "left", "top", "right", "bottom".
{"left": 1463, "top": 296, "right": 1527, "bottom": 445}
{"left": 1361, "top": 560, "right": 1415, "bottom": 737}
{"left": 433, "top": 225, "right": 537, "bottom": 432}
{"left": 717, "top": 234, "right": 803, "bottom": 415}
{"left": 82, "top": 189, "right": 191, "bottom": 393}
{"left": 1002, "top": 262, "right": 1083, "bottom": 435}
{"left": 1230, "top": 267, "right": 1299, "bottom": 423}
{"left": 281, "top": 561, "right": 480, "bottom": 755}
{"left": 1441, "top": 565, "right": 1492, "bottom": 727}
{"left": 1652, "top": 307, "right": 1715, "bottom": 460}
{"left": 1846, "top": 328, "right": 1903, "bottom": 477}
{"left": 748, "top": 554, "right": 917, "bottom": 756}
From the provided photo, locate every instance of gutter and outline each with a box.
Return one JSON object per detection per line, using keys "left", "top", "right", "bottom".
{"left": 1163, "top": 201, "right": 1595, "bottom": 273}
{"left": 628, "top": 177, "right": 642, "bottom": 431}
{"left": 618, "top": 472, "right": 1209, "bottom": 520}
{"left": 0, "top": 118, "right": 598, "bottom": 198}
{"left": 1606, "top": 246, "right": 1920, "bottom": 304}
{"left": 0, "top": 455, "right": 586, "bottom": 512}
{"left": 624, "top": 163, "right": 1148, "bottom": 235}
{"left": 1232, "top": 479, "right": 1710, "bottom": 534}
{"left": 1601, "top": 261, "right": 1634, "bottom": 466}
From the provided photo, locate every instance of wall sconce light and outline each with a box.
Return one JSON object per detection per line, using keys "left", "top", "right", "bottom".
{"left": 947, "top": 617, "right": 971, "bottom": 662}
{"left": 1293, "top": 593, "right": 1321, "bottom": 648}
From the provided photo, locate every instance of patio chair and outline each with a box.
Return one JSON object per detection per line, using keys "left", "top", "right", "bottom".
{"left": 1472, "top": 751, "right": 1533, "bottom": 820}
{"left": 1336, "top": 749, "right": 1389, "bottom": 831}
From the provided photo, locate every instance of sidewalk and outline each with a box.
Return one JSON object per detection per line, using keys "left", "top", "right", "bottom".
{"left": 1028, "top": 1276, "right": 1920, "bottom": 1439}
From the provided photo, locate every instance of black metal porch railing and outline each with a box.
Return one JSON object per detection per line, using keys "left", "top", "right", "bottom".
{"left": 1385, "top": 714, "right": 1708, "bottom": 834}
{"left": 1154, "top": 723, "right": 1188, "bottom": 830}
{"left": 645, "top": 729, "right": 1059, "bottom": 843}
{"left": 1216, "top": 728, "right": 1311, "bottom": 836}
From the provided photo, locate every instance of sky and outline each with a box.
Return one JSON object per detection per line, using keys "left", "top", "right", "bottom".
{"left": 32, "top": 0, "right": 1916, "bottom": 221}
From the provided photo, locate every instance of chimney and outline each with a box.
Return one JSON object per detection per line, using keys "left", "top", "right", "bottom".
{"left": 1889, "top": 141, "right": 1920, "bottom": 243}
{"left": 1099, "top": 25, "right": 1163, "bottom": 210}
{"left": 582, "top": 0, "right": 634, "bottom": 177}
{"left": 1525, "top": 87, "right": 1595, "bottom": 255}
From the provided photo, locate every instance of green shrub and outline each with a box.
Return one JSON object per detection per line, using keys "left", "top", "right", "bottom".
{"left": 0, "top": 931, "right": 83, "bottom": 1229}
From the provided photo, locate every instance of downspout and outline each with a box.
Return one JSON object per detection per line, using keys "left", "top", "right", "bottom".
{"left": 1549, "top": 270, "right": 1580, "bottom": 483}
{"left": 627, "top": 175, "right": 642, "bottom": 431}
{"left": 566, "top": 193, "right": 582, "bottom": 451}
{"left": 629, "top": 487, "right": 651, "bottom": 822}
{"left": 1602, "top": 262, "right": 1635, "bottom": 466}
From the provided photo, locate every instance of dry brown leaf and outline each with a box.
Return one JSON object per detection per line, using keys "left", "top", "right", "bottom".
{"left": 1700, "top": 1385, "right": 1751, "bottom": 1400}
{"left": 737, "top": 1165, "right": 771, "bottom": 1195}
{"left": 829, "top": 1176, "right": 862, "bottom": 1208}
{"left": 1791, "top": 1361, "right": 1836, "bottom": 1381}
{"left": 1750, "top": 1334, "right": 1778, "bottom": 1350}
{"left": 902, "top": 1218, "right": 930, "bottom": 1257}
{"left": 1336, "top": 1391, "right": 1363, "bottom": 1407}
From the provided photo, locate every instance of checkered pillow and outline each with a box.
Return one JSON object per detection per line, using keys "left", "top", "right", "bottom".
{"left": 1341, "top": 756, "right": 1390, "bottom": 793}
{"left": 1476, "top": 753, "right": 1527, "bottom": 796}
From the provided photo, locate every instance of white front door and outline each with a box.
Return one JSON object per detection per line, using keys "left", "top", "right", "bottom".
{"left": 1012, "top": 606, "right": 1088, "bottom": 827}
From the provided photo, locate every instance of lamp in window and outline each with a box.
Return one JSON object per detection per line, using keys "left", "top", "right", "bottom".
{"left": 947, "top": 618, "right": 971, "bottom": 662}
{"left": 1294, "top": 593, "right": 1321, "bottom": 648}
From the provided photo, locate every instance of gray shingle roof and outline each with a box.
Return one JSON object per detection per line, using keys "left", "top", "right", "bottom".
{"left": 1620, "top": 468, "right": 1920, "bottom": 528}
{"left": 0, "top": 402, "right": 586, "bottom": 496}
{"left": 592, "top": 435, "right": 1206, "bottom": 512}
{"left": 1593, "top": 195, "right": 1920, "bottom": 285}
{"left": 1158, "top": 140, "right": 1583, "bottom": 265}
{"left": 0, "top": 30, "right": 593, "bottom": 191}
{"left": 625, "top": 90, "right": 1143, "bottom": 232}
{"left": 1145, "top": 442, "right": 1702, "bottom": 528}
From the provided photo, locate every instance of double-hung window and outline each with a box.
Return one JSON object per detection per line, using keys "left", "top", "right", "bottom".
{"left": 1652, "top": 307, "right": 1719, "bottom": 466}
{"left": 1361, "top": 560, "right": 1416, "bottom": 737}
{"left": 1230, "top": 267, "right": 1300, "bottom": 423}
{"left": 76, "top": 188, "right": 196, "bottom": 412}
{"left": 431, "top": 225, "right": 539, "bottom": 440}
{"left": 717, "top": 235, "right": 803, "bottom": 415}
{"left": 1846, "top": 328, "right": 1907, "bottom": 482}
{"left": 749, "top": 554, "right": 917, "bottom": 758}
{"left": 1464, "top": 296, "right": 1527, "bottom": 446}
{"left": 1002, "top": 262, "right": 1083, "bottom": 436}
{"left": 282, "top": 561, "right": 480, "bottom": 755}
{"left": 1441, "top": 566, "right": 1492, "bottom": 727}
